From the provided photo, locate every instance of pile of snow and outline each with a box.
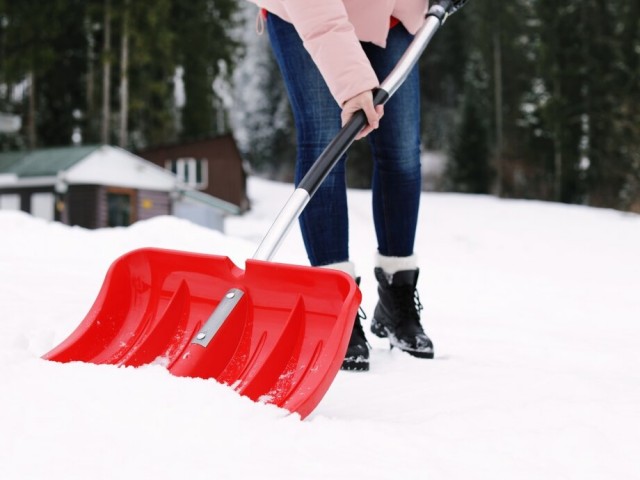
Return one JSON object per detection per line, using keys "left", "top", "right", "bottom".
{"left": 1, "top": 177, "right": 639, "bottom": 479}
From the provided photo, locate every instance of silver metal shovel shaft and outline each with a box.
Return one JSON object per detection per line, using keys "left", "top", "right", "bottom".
{"left": 253, "top": 189, "right": 310, "bottom": 261}
{"left": 380, "top": 15, "right": 441, "bottom": 98}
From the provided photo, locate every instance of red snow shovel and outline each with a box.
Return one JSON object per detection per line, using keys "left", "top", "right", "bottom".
{"left": 43, "top": 0, "right": 467, "bottom": 419}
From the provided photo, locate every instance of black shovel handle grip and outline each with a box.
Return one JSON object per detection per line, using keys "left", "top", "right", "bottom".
{"left": 297, "top": 88, "right": 390, "bottom": 197}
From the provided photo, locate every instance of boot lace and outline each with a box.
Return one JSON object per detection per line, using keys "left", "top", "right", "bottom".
{"left": 353, "top": 306, "right": 370, "bottom": 347}
{"left": 393, "top": 285, "right": 424, "bottom": 330}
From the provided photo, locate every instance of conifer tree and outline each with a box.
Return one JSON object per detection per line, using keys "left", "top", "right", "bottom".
{"left": 445, "top": 52, "right": 492, "bottom": 194}
{"left": 231, "top": 4, "right": 296, "bottom": 178}
{"left": 0, "top": 1, "right": 74, "bottom": 148}
{"left": 172, "top": 0, "right": 239, "bottom": 140}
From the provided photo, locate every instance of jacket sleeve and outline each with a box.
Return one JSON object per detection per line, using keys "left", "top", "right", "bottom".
{"left": 279, "top": 0, "right": 380, "bottom": 106}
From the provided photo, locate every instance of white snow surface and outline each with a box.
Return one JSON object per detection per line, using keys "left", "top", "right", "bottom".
{"left": 1, "top": 177, "right": 639, "bottom": 479}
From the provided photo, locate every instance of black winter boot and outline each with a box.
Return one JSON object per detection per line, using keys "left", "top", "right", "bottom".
{"left": 341, "top": 308, "right": 370, "bottom": 371}
{"left": 370, "top": 268, "right": 434, "bottom": 358}
{"left": 342, "top": 279, "right": 370, "bottom": 371}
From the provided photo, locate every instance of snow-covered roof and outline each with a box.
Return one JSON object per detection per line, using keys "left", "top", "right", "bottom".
{"left": 0, "top": 145, "right": 179, "bottom": 192}
{"left": 0, "top": 145, "right": 241, "bottom": 215}
{"left": 0, "top": 145, "right": 99, "bottom": 177}
{"left": 65, "top": 145, "right": 179, "bottom": 191}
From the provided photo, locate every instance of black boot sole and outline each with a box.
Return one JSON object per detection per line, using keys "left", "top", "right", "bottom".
{"left": 371, "top": 317, "right": 434, "bottom": 359}
{"left": 390, "top": 344, "right": 434, "bottom": 359}
{"left": 341, "top": 356, "right": 370, "bottom": 371}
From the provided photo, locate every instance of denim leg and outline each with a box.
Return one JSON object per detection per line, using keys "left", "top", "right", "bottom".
{"left": 267, "top": 13, "right": 349, "bottom": 267}
{"left": 363, "top": 26, "right": 422, "bottom": 257}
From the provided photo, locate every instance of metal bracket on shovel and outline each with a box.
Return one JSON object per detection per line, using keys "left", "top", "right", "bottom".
{"left": 192, "top": 289, "right": 245, "bottom": 347}
{"left": 42, "top": 0, "right": 469, "bottom": 421}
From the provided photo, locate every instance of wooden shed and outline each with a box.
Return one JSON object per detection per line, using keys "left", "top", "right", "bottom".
{"left": 137, "top": 134, "right": 250, "bottom": 212}
{"left": 0, "top": 145, "right": 240, "bottom": 230}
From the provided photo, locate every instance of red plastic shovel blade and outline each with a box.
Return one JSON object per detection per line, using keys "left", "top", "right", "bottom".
{"left": 43, "top": 248, "right": 360, "bottom": 419}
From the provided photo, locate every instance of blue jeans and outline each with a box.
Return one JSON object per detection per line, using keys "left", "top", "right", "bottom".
{"left": 267, "top": 13, "right": 422, "bottom": 267}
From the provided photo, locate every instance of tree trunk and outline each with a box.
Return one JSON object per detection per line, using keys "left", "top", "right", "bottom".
{"left": 27, "top": 71, "right": 37, "bottom": 149}
{"left": 119, "top": 0, "right": 129, "bottom": 148}
{"left": 493, "top": 29, "right": 504, "bottom": 197}
{"left": 101, "top": 0, "right": 112, "bottom": 144}
{"left": 553, "top": 75, "right": 563, "bottom": 202}
{"left": 85, "top": 11, "right": 96, "bottom": 142}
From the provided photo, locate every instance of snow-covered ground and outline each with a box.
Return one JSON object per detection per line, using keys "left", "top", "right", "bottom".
{"left": 1, "top": 177, "right": 639, "bottom": 479}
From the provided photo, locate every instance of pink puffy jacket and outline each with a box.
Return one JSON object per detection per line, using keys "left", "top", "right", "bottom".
{"left": 249, "top": 0, "right": 429, "bottom": 106}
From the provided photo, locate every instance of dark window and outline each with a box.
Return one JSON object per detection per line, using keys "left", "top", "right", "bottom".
{"left": 195, "top": 159, "right": 203, "bottom": 185}
{"left": 107, "top": 192, "right": 132, "bottom": 227}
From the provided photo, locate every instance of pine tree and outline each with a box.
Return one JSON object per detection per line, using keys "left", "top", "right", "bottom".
{"left": 580, "top": 0, "right": 640, "bottom": 209}
{"left": 172, "top": 0, "right": 240, "bottom": 140}
{"left": 231, "top": 4, "right": 296, "bottom": 178}
{"left": 419, "top": 2, "right": 469, "bottom": 153}
{"left": 124, "top": 0, "right": 177, "bottom": 148}
{"left": 0, "top": 0, "right": 79, "bottom": 148}
{"left": 445, "top": 51, "right": 493, "bottom": 194}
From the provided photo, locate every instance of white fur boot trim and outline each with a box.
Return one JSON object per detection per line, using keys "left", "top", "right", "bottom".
{"left": 375, "top": 253, "right": 418, "bottom": 274}
{"left": 320, "top": 260, "right": 356, "bottom": 278}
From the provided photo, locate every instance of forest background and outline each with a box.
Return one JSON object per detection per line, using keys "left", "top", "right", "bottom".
{"left": 1, "top": 0, "right": 639, "bottom": 212}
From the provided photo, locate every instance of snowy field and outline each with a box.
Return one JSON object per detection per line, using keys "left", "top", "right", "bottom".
{"left": 1, "top": 177, "right": 639, "bottom": 479}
